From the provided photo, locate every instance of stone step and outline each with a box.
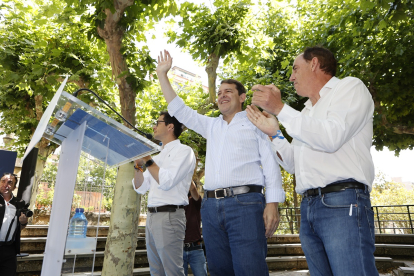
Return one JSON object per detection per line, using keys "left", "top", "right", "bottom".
{"left": 17, "top": 252, "right": 405, "bottom": 276}
{"left": 22, "top": 226, "right": 414, "bottom": 245}
{"left": 20, "top": 237, "right": 147, "bottom": 254}
{"left": 393, "top": 267, "right": 414, "bottom": 276}
{"left": 267, "top": 243, "right": 414, "bottom": 257}
{"left": 21, "top": 225, "right": 146, "bottom": 238}
{"left": 20, "top": 236, "right": 414, "bottom": 258}
{"left": 61, "top": 267, "right": 151, "bottom": 276}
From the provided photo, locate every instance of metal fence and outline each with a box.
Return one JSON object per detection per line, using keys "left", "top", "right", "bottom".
{"left": 276, "top": 205, "right": 414, "bottom": 234}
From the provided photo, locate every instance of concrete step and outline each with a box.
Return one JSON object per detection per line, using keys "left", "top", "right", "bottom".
{"left": 20, "top": 237, "right": 146, "bottom": 254}
{"left": 17, "top": 253, "right": 405, "bottom": 276}
{"left": 393, "top": 267, "right": 414, "bottom": 276}
{"left": 21, "top": 225, "right": 146, "bottom": 238}
{"left": 22, "top": 226, "right": 414, "bottom": 245}
{"left": 61, "top": 267, "right": 151, "bottom": 276}
{"left": 20, "top": 236, "right": 414, "bottom": 257}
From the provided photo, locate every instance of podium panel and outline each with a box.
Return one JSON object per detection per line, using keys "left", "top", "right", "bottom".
{"left": 43, "top": 91, "right": 159, "bottom": 167}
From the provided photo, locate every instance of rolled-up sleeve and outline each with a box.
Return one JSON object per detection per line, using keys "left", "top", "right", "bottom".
{"left": 158, "top": 147, "right": 196, "bottom": 191}
{"left": 132, "top": 171, "right": 151, "bottom": 194}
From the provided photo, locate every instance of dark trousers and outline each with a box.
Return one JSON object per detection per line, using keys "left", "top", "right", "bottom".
{"left": 0, "top": 243, "right": 17, "bottom": 276}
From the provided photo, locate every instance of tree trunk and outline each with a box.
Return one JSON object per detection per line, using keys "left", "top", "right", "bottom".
{"left": 205, "top": 53, "right": 220, "bottom": 104}
{"left": 102, "top": 162, "right": 140, "bottom": 276}
{"left": 96, "top": 1, "right": 141, "bottom": 274}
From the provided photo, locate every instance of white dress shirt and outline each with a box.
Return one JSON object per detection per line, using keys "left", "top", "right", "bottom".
{"left": 168, "top": 96, "right": 285, "bottom": 203}
{"left": 0, "top": 196, "right": 18, "bottom": 242}
{"left": 132, "top": 139, "right": 196, "bottom": 207}
{"left": 272, "top": 76, "right": 375, "bottom": 194}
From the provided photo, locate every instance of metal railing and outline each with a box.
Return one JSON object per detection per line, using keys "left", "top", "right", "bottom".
{"left": 276, "top": 205, "right": 414, "bottom": 234}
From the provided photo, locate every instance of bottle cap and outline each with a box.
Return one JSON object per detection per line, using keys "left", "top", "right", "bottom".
{"left": 75, "top": 208, "right": 85, "bottom": 213}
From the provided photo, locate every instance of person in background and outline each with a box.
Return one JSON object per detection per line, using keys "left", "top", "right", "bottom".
{"left": 183, "top": 181, "right": 207, "bottom": 276}
{"left": 0, "top": 173, "right": 28, "bottom": 276}
{"left": 133, "top": 111, "right": 196, "bottom": 276}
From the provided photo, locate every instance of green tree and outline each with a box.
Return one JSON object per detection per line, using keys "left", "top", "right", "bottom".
{"left": 0, "top": 0, "right": 114, "bottom": 211}
{"left": 295, "top": 0, "right": 414, "bottom": 153}
{"left": 167, "top": 0, "right": 275, "bottom": 103}
{"left": 61, "top": 1, "right": 178, "bottom": 273}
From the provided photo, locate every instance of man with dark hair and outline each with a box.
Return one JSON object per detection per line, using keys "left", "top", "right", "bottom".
{"left": 247, "top": 46, "right": 378, "bottom": 276}
{"left": 133, "top": 111, "right": 196, "bottom": 276}
{"left": 156, "top": 50, "right": 285, "bottom": 276}
{"left": 0, "top": 173, "right": 28, "bottom": 276}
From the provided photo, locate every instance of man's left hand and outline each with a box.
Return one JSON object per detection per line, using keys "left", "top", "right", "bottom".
{"left": 263, "top": 202, "right": 280, "bottom": 238}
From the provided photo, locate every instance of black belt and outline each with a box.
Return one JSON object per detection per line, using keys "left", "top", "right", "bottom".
{"left": 184, "top": 241, "right": 203, "bottom": 251}
{"left": 303, "top": 182, "right": 366, "bottom": 197}
{"left": 206, "top": 185, "right": 263, "bottom": 199}
{"left": 148, "top": 205, "right": 184, "bottom": 213}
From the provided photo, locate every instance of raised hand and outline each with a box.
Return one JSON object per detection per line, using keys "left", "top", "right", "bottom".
{"left": 246, "top": 105, "right": 280, "bottom": 136}
{"left": 251, "top": 84, "right": 284, "bottom": 115}
{"left": 156, "top": 50, "right": 173, "bottom": 75}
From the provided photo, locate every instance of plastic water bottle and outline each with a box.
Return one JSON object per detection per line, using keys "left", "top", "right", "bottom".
{"left": 68, "top": 208, "right": 88, "bottom": 238}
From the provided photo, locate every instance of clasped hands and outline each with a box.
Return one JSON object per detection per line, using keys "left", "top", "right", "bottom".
{"left": 246, "top": 84, "right": 284, "bottom": 137}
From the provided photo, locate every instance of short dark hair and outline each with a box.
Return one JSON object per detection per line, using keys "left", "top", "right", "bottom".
{"left": 159, "top": 111, "right": 184, "bottom": 139}
{"left": 220, "top": 79, "right": 246, "bottom": 108}
{"left": 2, "top": 172, "right": 18, "bottom": 186}
{"left": 220, "top": 79, "right": 246, "bottom": 95}
{"left": 303, "top": 46, "right": 337, "bottom": 76}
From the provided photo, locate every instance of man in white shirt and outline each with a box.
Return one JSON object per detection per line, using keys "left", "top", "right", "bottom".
{"left": 133, "top": 111, "right": 196, "bottom": 276}
{"left": 247, "top": 46, "right": 378, "bottom": 276}
{"left": 0, "top": 173, "right": 28, "bottom": 276}
{"left": 156, "top": 50, "right": 285, "bottom": 276}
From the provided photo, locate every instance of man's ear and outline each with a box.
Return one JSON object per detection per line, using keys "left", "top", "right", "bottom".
{"left": 311, "top": 57, "right": 319, "bottom": 72}
{"left": 240, "top": 93, "right": 247, "bottom": 103}
{"left": 168, "top": 124, "right": 174, "bottom": 132}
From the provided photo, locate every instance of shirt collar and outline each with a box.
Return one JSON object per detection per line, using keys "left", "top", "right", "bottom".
{"left": 218, "top": 110, "right": 246, "bottom": 121}
{"left": 304, "top": 76, "right": 340, "bottom": 109}
{"left": 161, "top": 139, "right": 181, "bottom": 150}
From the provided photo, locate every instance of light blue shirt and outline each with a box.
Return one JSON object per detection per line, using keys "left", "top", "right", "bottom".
{"left": 168, "top": 96, "right": 285, "bottom": 203}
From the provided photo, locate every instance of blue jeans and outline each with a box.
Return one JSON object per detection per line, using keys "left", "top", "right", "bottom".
{"left": 183, "top": 248, "right": 207, "bottom": 276}
{"left": 200, "top": 192, "right": 268, "bottom": 276}
{"left": 300, "top": 187, "right": 378, "bottom": 276}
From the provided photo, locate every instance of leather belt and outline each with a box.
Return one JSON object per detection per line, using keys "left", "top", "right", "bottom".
{"left": 148, "top": 205, "right": 184, "bottom": 213}
{"left": 303, "top": 182, "right": 366, "bottom": 197}
{"left": 206, "top": 185, "right": 263, "bottom": 199}
{"left": 184, "top": 241, "right": 203, "bottom": 251}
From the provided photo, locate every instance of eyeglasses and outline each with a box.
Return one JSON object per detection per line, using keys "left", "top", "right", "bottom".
{"left": 154, "top": 120, "right": 166, "bottom": 126}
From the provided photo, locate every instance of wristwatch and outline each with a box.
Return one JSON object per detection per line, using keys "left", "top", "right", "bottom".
{"left": 145, "top": 159, "right": 155, "bottom": 168}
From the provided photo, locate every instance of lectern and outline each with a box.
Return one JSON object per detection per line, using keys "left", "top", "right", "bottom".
{"left": 22, "top": 76, "right": 159, "bottom": 275}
